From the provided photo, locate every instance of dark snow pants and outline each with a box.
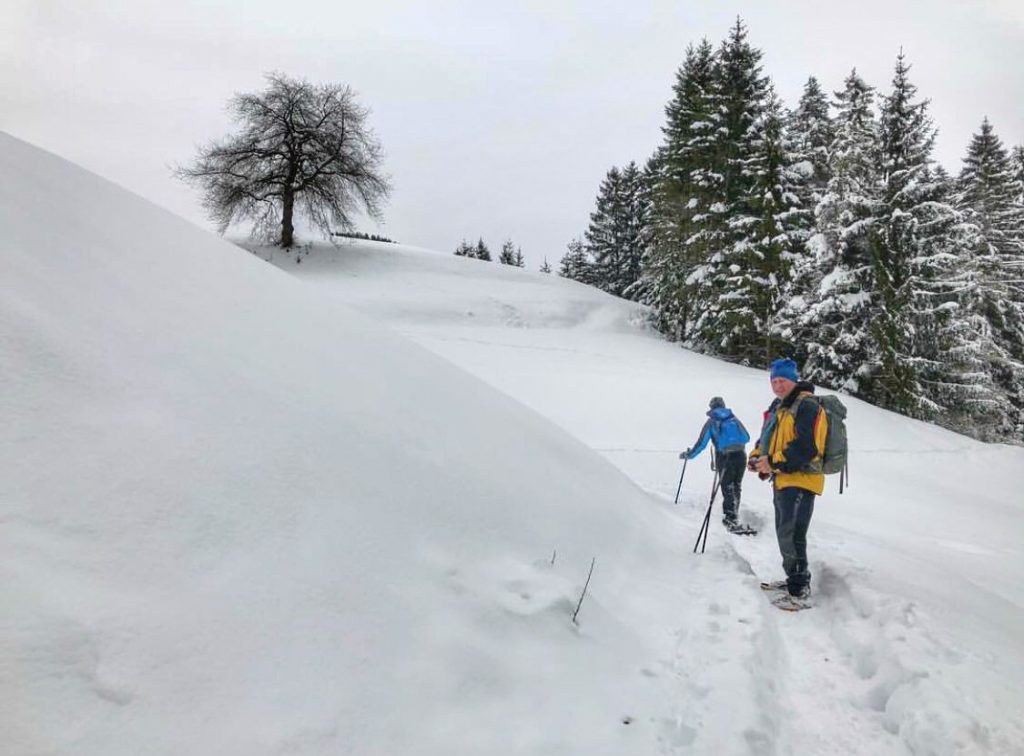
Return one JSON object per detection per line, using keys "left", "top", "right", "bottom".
{"left": 716, "top": 448, "right": 747, "bottom": 521}
{"left": 773, "top": 486, "right": 816, "bottom": 595}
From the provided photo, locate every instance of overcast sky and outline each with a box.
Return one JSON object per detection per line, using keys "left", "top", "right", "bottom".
{"left": 3, "top": 1, "right": 1022, "bottom": 267}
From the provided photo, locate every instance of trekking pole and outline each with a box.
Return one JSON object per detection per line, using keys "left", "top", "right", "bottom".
{"left": 692, "top": 472, "right": 721, "bottom": 554}
{"left": 673, "top": 456, "right": 689, "bottom": 505}
{"left": 700, "top": 473, "right": 720, "bottom": 554}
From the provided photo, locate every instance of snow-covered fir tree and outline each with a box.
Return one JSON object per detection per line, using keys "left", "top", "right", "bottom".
{"left": 474, "top": 238, "right": 492, "bottom": 261}
{"left": 623, "top": 156, "right": 658, "bottom": 304}
{"left": 609, "top": 22, "right": 1021, "bottom": 441}
{"left": 499, "top": 239, "right": 518, "bottom": 265}
{"left": 958, "top": 119, "right": 1024, "bottom": 243}
{"left": 539, "top": 257, "right": 552, "bottom": 274}
{"left": 585, "top": 162, "right": 649, "bottom": 300}
{"left": 794, "top": 69, "right": 882, "bottom": 394}
{"left": 688, "top": 18, "right": 771, "bottom": 363}
{"left": 931, "top": 164, "right": 955, "bottom": 201}
{"left": 786, "top": 76, "right": 835, "bottom": 207}
{"left": 642, "top": 39, "right": 719, "bottom": 340}
{"left": 622, "top": 161, "right": 653, "bottom": 299}
{"left": 454, "top": 239, "right": 475, "bottom": 257}
{"left": 956, "top": 118, "right": 1024, "bottom": 435}
{"left": 558, "top": 238, "right": 594, "bottom": 283}
{"left": 586, "top": 166, "right": 628, "bottom": 292}
{"left": 773, "top": 76, "right": 833, "bottom": 355}
{"left": 514, "top": 247, "right": 525, "bottom": 267}
{"left": 1012, "top": 145, "right": 1024, "bottom": 205}
{"left": 908, "top": 176, "right": 1001, "bottom": 432}
{"left": 747, "top": 85, "right": 812, "bottom": 362}
{"left": 872, "top": 51, "right": 943, "bottom": 415}
{"left": 773, "top": 76, "right": 834, "bottom": 363}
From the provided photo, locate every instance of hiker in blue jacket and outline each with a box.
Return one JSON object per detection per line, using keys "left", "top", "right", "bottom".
{"left": 680, "top": 397, "right": 751, "bottom": 532}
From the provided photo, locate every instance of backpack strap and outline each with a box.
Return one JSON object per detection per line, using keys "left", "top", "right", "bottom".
{"left": 785, "top": 392, "right": 812, "bottom": 417}
{"left": 783, "top": 393, "right": 825, "bottom": 472}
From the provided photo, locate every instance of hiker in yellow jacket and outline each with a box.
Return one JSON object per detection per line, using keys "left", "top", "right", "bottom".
{"left": 749, "top": 358, "right": 828, "bottom": 605}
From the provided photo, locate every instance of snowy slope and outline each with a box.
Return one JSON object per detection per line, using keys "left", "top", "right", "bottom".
{"left": 1, "top": 134, "right": 692, "bottom": 756}
{"left": 266, "top": 240, "right": 1024, "bottom": 755}
{"left": 3, "top": 131, "right": 1023, "bottom": 756}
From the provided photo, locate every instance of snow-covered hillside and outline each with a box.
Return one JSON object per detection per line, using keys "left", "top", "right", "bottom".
{"left": 266, "top": 242, "right": 1024, "bottom": 754}
{"left": 2, "top": 132, "right": 1022, "bottom": 755}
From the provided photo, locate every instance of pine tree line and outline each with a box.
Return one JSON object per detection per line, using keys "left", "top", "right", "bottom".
{"left": 563, "top": 19, "right": 1024, "bottom": 441}
{"left": 453, "top": 237, "right": 526, "bottom": 267}
{"left": 332, "top": 231, "right": 398, "bottom": 243}
{"left": 558, "top": 162, "right": 653, "bottom": 301}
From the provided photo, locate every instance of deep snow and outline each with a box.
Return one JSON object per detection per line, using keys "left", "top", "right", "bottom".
{"left": 2, "top": 132, "right": 1023, "bottom": 755}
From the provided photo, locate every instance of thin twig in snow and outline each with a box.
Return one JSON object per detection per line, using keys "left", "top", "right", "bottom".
{"left": 572, "top": 557, "right": 596, "bottom": 625}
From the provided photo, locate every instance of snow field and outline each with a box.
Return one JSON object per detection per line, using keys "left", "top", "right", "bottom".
{"left": 2, "top": 132, "right": 1022, "bottom": 754}
{"left": 274, "top": 239, "right": 1024, "bottom": 755}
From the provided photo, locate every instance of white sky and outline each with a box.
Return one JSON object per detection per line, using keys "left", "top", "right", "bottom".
{"left": 3, "top": 0, "right": 1022, "bottom": 267}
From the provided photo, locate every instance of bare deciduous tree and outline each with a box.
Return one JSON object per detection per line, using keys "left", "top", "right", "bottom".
{"left": 176, "top": 72, "right": 391, "bottom": 248}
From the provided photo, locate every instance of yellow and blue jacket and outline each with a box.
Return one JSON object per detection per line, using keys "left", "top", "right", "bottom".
{"left": 750, "top": 382, "right": 829, "bottom": 495}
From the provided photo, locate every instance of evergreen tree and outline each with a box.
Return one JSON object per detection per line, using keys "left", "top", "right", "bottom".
{"left": 868, "top": 51, "right": 997, "bottom": 429}
{"left": 909, "top": 179, "right": 1000, "bottom": 431}
{"left": 558, "top": 238, "right": 594, "bottom": 283}
{"left": 871, "top": 51, "right": 938, "bottom": 414}
{"left": 586, "top": 165, "right": 627, "bottom": 292}
{"left": 688, "top": 18, "right": 771, "bottom": 363}
{"left": 474, "top": 238, "right": 492, "bottom": 261}
{"left": 750, "top": 85, "right": 812, "bottom": 363}
{"left": 787, "top": 76, "right": 835, "bottom": 205}
{"left": 454, "top": 239, "right": 475, "bottom": 257}
{"left": 797, "top": 69, "right": 883, "bottom": 394}
{"left": 644, "top": 39, "right": 719, "bottom": 340}
{"left": 585, "top": 162, "right": 650, "bottom": 300}
{"left": 956, "top": 119, "right": 1024, "bottom": 434}
{"left": 499, "top": 238, "right": 518, "bottom": 265}
{"left": 621, "top": 161, "right": 652, "bottom": 299}
{"left": 539, "top": 257, "right": 552, "bottom": 274}
{"left": 931, "top": 164, "right": 955, "bottom": 202}
{"left": 773, "top": 77, "right": 834, "bottom": 362}
{"left": 1012, "top": 145, "right": 1024, "bottom": 205}
{"left": 514, "top": 247, "right": 525, "bottom": 267}
{"left": 958, "top": 119, "right": 1024, "bottom": 242}
{"left": 627, "top": 153, "right": 661, "bottom": 307}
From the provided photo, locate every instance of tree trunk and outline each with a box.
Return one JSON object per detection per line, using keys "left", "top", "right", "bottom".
{"left": 281, "top": 188, "right": 295, "bottom": 248}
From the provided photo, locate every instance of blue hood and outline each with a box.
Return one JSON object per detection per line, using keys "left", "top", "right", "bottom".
{"left": 707, "top": 407, "right": 734, "bottom": 421}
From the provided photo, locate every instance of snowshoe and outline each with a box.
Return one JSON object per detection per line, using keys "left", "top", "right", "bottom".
{"left": 723, "top": 519, "right": 758, "bottom": 536}
{"left": 770, "top": 589, "right": 813, "bottom": 612}
{"left": 759, "top": 579, "right": 789, "bottom": 592}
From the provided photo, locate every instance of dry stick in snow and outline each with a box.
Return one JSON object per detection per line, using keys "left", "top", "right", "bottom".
{"left": 572, "top": 557, "right": 596, "bottom": 625}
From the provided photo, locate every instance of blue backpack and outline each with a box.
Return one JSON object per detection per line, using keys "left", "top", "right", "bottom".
{"left": 711, "top": 411, "right": 749, "bottom": 449}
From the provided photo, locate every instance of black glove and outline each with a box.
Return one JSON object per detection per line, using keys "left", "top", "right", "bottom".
{"left": 679, "top": 448, "right": 691, "bottom": 460}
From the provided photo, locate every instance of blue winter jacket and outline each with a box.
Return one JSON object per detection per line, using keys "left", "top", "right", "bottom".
{"left": 686, "top": 408, "right": 750, "bottom": 459}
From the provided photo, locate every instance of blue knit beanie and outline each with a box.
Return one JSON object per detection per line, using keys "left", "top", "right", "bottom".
{"left": 769, "top": 358, "right": 800, "bottom": 383}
